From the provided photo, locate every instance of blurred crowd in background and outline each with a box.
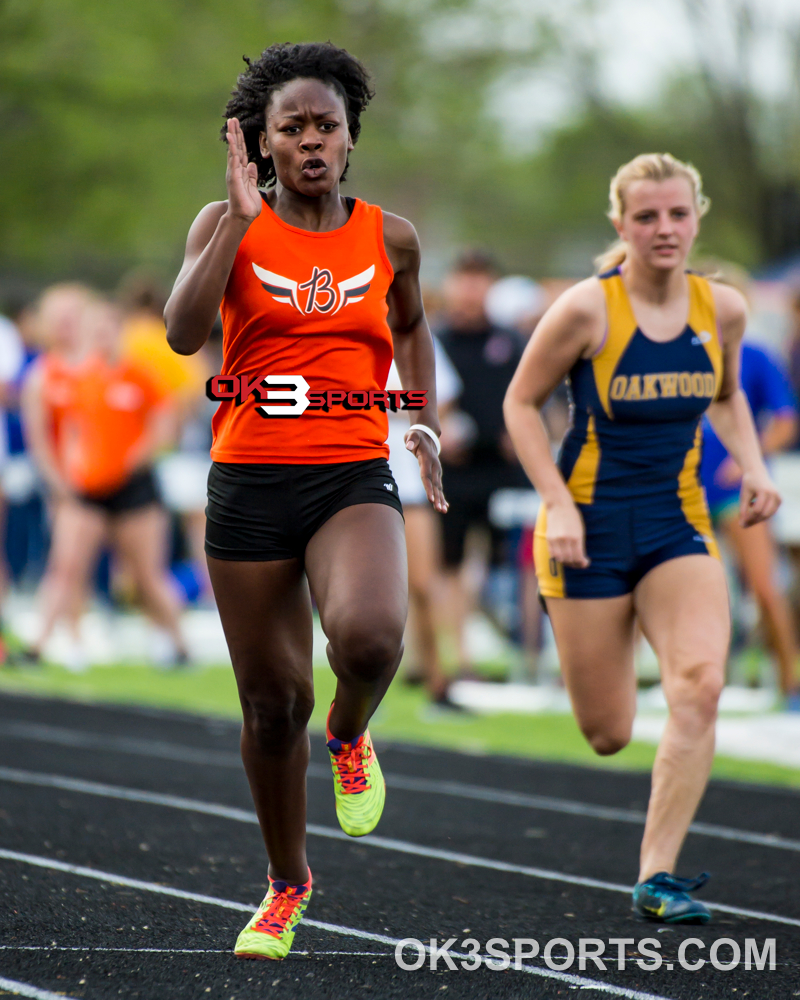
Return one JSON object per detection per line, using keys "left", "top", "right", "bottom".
{"left": 3, "top": 252, "right": 800, "bottom": 707}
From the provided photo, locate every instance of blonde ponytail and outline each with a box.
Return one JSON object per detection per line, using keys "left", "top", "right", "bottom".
{"left": 594, "top": 153, "right": 710, "bottom": 273}
{"left": 595, "top": 239, "right": 628, "bottom": 274}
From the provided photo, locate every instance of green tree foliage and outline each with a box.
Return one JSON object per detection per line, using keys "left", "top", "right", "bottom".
{"left": 1, "top": 0, "right": 799, "bottom": 286}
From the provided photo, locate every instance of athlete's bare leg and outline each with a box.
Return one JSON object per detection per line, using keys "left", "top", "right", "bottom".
{"left": 403, "top": 504, "right": 448, "bottom": 699}
{"left": 306, "top": 503, "right": 407, "bottom": 742}
{"left": 721, "top": 517, "right": 799, "bottom": 695}
{"left": 207, "top": 555, "right": 313, "bottom": 886}
{"left": 33, "top": 500, "right": 107, "bottom": 653}
{"left": 112, "top": 504, "right": 188, "bottom": 656}
{"left": 183, "top": 508, "right": 213, "bottom": 601}
{"left": 635, "top": 555, "right": 728, "bottom": 881}
{"left": 207, "top": 503, "right": 406, "bottom": 885}
{"left": 546, "top": 593, "right": 638, "bottom": 755}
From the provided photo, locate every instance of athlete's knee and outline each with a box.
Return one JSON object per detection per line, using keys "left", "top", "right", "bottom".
{"left": 582, "top": 722, "right": 632, "bottom": 756}
{"left": 328, "top": 617, "right": 404, "bottom": 682}
{"left": 668, "top": 660, "right": 724, "bottom": 728}
{"left": 241, "top": 681, "right": 314, "bottom": 753}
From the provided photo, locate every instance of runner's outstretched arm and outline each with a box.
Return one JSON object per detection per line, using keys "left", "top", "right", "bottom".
{"left": 383, "top": 212, "right": 447, "bottom": 513}
{"left": 165, "top": 119, "right": 261, "bottom": 356}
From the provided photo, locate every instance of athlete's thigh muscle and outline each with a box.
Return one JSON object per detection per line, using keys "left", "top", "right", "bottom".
{"left": 634, "top": 554, "right": 729, "bottom": 688}
{"left": 546, "top": 594, "right": 638, "bottom": 730}
{"left": 305, "top": 503, "right": 408, "bottom": 637}
{"left": 207, "top": 556, "right": 314, "bottom": 692}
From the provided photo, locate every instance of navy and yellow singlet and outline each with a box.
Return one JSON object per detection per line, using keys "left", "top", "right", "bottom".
{"left": 535, "top": 267, "right": 723, "bottom": 599}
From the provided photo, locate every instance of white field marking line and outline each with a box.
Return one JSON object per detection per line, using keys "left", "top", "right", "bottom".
{"left": 0, "top": 976, "right": 80, "bottom": 1000}
{"left": 0, "top": 848, "right": 673, "bottom": 1000}
{"left": 1, "top": 766, "right": 799, "bottom": 929}
{"left": 2, "top": 720, "right": 798, "bottom": 854}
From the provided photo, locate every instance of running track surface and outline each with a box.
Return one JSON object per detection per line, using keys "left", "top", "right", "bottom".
{"left": 0, "top": 692, "right": 797, "bottom": 999}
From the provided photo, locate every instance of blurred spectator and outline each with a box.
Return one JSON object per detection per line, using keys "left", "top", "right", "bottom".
{"left": 0, "top": 305, "right": 25, "bottom": 657}
{"left": 787, "top": 287, "right": 800, "bottom": 403}
{"left": 156, "top": 319, "right": 222, "bottom": 604}
{"left": 119, "top": 269, "right": 211, "bottom": 602}
{"left": 118, "top": 269, "right": 208, "bottom": 426}
{"left": 702, "top": 341, "right": 800, "bottom": 705}
{"left": 485, "top": 275, "right": 546, "bottom": 340}
{"left": 485, "top": 274, "right": 560, "bottom": 678}
{"left": 436, "top": 251, "right": 528, "bottom": 674}
{"left": 21, "top": 294, "right": 188, "bottom": 670}
{"left": 386, "top": 340, "right": 461, "bottom": 705}
{"left": 3, "top": 292, "right": 49, "bottom": 591}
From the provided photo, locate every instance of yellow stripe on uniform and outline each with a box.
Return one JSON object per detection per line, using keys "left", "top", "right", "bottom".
{"left": 566, "top": 412, "right": 601, "bottom": 505}
{"left": 678, "top": 424, "right": 720, "bottom": 559}
{"left": 687, "top": 274, "right": 723, "bottom": 398}
{"left": 593, "top": 273, "right": 639, "bottom": 419}
{"left": 534, "top": 506, "right": 565, "bottom": 598}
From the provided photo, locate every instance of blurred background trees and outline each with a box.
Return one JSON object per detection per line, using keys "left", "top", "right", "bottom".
{"left": 2, "top": 0, "right": 800, "bottom": 289}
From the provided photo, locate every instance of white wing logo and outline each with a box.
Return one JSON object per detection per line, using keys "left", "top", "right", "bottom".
{"left": 252, "top": 263, "right": 374, "bottom": 315}
{"left": 333, "top": 265, "right": 375, "bottom": 314}
{"left": 252, "top": 263, "right": 300, "bottom": 311}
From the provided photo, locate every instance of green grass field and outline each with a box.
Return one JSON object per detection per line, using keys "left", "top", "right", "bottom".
{"left": 1, "top": 661, "right": 798, "bottom": 789}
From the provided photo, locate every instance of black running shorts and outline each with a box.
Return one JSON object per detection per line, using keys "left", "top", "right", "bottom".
{"left": 205, "top": 458, "right": 404, "bottom": 562}
{"left": 78, "top": 467, "right": 161, "bottom": 516}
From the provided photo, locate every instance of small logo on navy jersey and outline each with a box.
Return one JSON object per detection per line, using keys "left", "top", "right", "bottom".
{"left": 691, "top": 330, "right": 713, "bottom": 346}
{"left": 252, "top": 263, "right": 374, "bottom": 315}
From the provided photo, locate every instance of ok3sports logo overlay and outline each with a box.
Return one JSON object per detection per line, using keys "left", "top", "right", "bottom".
{"left": 206, "top": 374, "right": 427, "bottom": 419}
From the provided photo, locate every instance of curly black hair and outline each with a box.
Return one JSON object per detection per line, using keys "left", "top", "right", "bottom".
{"left": 221, "top": 42, "right": 374, "bottom": 188}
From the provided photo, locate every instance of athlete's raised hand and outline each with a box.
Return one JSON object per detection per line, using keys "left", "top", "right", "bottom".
{"left": 545, "top": 499, "right": 590, "bottom": 569}
{"left": 739, "top": 467, "right": 781, "bottom": 527}
{"left": 406, "top": 429, "right": 448, "bottom": 513}
{"left": 225, "top": 118, "right": 262, "bottom": 223}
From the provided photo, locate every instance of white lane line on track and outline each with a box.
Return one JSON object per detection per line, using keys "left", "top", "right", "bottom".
{"left": 3, "top": 720, "right": 798, "bottom": 854}
{"left": 0, "top": 976, "right": 80, "bottom": 1000}
{"left": 0, "top": 946, "right": 386, "bottom": 956}
{"left": 0, "top": 847, "right": 673, "bottom": 1000}
{"left": 1, "top": 765, "right": 798, "bottom": 928}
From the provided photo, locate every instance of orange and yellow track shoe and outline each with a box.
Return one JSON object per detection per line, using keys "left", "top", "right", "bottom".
{"left": 327, "top": 706, "right": 386, "bottom": 837}
{"left": 234, "top": 872, "right": 312, "bottom": 960}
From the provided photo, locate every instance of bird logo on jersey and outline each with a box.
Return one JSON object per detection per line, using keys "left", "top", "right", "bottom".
{"left": 252, "top": 263, "right": 374, "bottom": 316}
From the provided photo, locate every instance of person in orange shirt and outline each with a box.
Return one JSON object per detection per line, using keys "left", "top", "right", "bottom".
{"left": 165, "top": 42, "right": 446, "bottom": 960}
{"left": 22, "top": 296, "right": 188, "bottom": 668}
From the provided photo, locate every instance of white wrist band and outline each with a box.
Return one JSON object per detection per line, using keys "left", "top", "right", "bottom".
{"left": 406, "top": 423, "right": 441, "bottom": 456}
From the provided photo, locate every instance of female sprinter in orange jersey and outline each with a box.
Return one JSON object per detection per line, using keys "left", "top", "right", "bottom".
{"left": 504, "top": 154, "right": 780, "bottom": 924}
{"left": 164, "top": 42, "right": 446, "bottom": 960}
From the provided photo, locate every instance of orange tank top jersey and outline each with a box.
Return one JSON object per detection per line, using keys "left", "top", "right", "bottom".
{"left": 213, "top": 197, "right": 395, "bottom": 464}
{"left": 43, "top": 354, "right": 165, "bottom": 496}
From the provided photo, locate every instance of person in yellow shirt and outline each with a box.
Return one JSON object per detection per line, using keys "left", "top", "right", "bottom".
{"left": 119, "top": 271, "right": 213, "bottom": 600}
{"left": 118, "top": 271, "right": 209, "bottom": 420}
